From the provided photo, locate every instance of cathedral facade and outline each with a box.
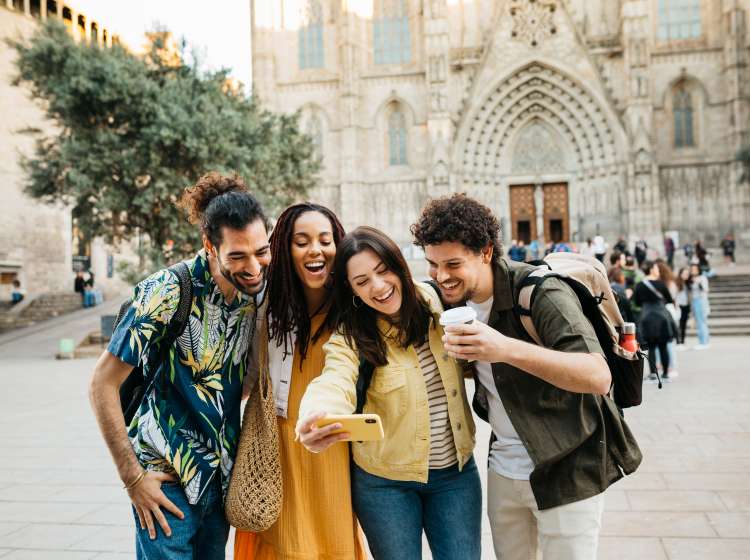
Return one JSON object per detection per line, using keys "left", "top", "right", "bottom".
{"left": 251, "top": 0, "right": 749, "bottom": 266}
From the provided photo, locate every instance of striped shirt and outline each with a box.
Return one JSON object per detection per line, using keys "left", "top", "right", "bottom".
{"left": 415, "top": 342, "right": 457, "bottom": 469}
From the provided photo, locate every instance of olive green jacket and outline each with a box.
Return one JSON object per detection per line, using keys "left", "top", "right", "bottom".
{"left": 474, "top": 259, "right": 642, "bottom": 510}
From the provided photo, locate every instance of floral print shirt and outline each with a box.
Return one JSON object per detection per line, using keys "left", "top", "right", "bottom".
{"left": 108, "top": 251, "right": 259, "bottom": 504}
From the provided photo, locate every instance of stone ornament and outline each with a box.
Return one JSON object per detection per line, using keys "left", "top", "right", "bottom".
{"left": 510, "top": 0, "right": 558, "bottom": 48}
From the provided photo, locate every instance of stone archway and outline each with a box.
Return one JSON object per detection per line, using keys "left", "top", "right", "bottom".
{"left": 453, "top": 62, "right": 628, "bottom": 241}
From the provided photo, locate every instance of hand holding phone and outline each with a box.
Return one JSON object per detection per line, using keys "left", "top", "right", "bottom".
{"left": 296, "top": 411, "right": 350, "bottom": 454}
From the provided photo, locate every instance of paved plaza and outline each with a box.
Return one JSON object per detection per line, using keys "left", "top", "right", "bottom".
{"left": 0, "top": 307, "right": 748, "bottom": 559}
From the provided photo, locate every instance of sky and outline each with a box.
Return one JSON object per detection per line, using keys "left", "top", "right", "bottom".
{"left": 73, "top": 0, "right": 252, "bottom": 90}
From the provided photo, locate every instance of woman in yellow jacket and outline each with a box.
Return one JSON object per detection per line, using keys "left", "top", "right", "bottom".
{"left": 234, "top": 203, "right": 367, "bottom": 560}
{"left": 296, "top": 226, "right": 481, "bottom": 560}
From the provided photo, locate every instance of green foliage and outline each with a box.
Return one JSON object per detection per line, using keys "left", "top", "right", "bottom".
{"left": 10, "top": 21, "right": 319, "bottom": 261}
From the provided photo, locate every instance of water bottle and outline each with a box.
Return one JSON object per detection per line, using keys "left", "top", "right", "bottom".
{"left": 620, "top": 322, "right": 638, "bottom": 353}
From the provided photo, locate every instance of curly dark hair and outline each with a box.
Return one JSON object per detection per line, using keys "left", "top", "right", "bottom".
{"left": 177, "top": 171, "right": 267, "bottom": 247}
{"left": 411, "top": 193, "right": 502, "bottom": 261}
{"left": 266, "top": 203, "right": 346, "bottom": 361}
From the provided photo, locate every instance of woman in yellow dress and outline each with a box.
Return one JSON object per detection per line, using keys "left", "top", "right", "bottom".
{"left": 234, "top": 203, "right": 367, "bottom": 560}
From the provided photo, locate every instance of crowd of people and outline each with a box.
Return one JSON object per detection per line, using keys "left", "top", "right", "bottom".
{"left": 92, "top": 172, "right": 742, "bottom": 560}
{"left": 508, "top": 234, "right": 715, "bottom": 384}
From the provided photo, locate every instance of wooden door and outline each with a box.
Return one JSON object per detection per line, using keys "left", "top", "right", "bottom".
{"left": 509, "top": 185, "right": 537, "bottom": 244}
{"left": 542, "top": 183, "right": 569, "bottom": 243}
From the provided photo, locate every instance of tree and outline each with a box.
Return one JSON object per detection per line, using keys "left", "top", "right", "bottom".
{"left": 10, "top": 21, "right": 319, "bottom": 266}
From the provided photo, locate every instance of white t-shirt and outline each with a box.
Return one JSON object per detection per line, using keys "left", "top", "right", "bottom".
{"left": 467, "top": 297, "right": 535, "bottom": 480}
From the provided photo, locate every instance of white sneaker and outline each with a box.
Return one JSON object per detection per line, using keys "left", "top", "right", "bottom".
{"left": 676, "top": 344, "right": 688, "bottom": 351}
{"left": 693, "top": 344, "right": 710, "bottom": 350}
{"left": 668, "top": 370, "right": 679, "bottom": 378}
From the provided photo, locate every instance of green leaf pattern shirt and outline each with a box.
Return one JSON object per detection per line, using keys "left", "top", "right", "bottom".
{"left": 108, "top": 251, "right": 258, "bottom": 504}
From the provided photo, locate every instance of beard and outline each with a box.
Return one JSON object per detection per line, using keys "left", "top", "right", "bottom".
{"left": 217, "top": 260, "right": 266, "bottom": 296}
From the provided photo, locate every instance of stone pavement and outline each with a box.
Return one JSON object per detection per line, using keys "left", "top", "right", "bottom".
{"left": 0, "top": 307, "right": 748, "bottom": 559}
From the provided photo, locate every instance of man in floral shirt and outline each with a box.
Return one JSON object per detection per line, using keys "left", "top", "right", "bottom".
{"left": 90, "top": 172, "right": 270, "bottom": 559}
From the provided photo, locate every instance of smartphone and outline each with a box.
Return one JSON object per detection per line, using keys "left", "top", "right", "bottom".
{"left": 315, "top": 414, "right": 384, "bottom": 441}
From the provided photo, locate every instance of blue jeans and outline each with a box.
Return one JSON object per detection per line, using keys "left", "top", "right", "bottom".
{"left": 691, "top": 297, "right": 710, "bottom": 345}
{"left": 83, "top": 291, "right": 96, "bottom": 307}
{"left": 352, "top": 457, "right": 482, "bottom": 560}
{"left": 133, "top": 478, "right": 229, "bottom": 560}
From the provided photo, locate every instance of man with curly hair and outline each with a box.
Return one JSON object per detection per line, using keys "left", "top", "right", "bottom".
{"left": 90, "top": 172, "right": 271, "bottom": 559}
{"left": 411, "top": 193, "right": 641, "bottom": 560}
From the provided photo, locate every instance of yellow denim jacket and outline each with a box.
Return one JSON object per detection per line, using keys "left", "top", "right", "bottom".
{"left": 298, "top": 282, "right": 476, "bottom": 483}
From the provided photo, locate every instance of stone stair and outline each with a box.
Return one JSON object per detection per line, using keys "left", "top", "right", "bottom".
{"left": 689, "top": 274, "right": 750, "bottom": 337}
{"left": 0, "top": 293, "right": 83, "bottom": 333}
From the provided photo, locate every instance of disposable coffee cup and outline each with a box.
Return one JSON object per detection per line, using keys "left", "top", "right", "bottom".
{"left": 439, "top": 306, "right": 477, "bottom": 328}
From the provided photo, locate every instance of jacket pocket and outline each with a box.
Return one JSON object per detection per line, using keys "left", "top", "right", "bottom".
{"left": 368, "top": 367, "right": 409, "bottom": 416}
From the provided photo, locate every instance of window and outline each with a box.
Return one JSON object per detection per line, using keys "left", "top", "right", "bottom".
{"left": 658, "top": 0, "right": 702, "bottom": 40}
{"left": 673, "top": 86, "right": 694, "bottom": 147}
{"left": 374, "top": 0, "right": 411, "bottom": 65}
{"left": 298, "top": 1, "right": 324, "bottom": 69}
{"left": 388, "top": 108, "right": 408, "bottom": 166}
{"left": 306, "top": 114, "right": 323, "bottom": 158}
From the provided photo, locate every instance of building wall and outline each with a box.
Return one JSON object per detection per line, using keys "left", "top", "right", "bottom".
{"left": 252, "top": 0, "right": 750, "bottom": 263}
{"left": 1, "top": 4, "right": 131, "bottom": 301}
{"left": 0, "top": 9, "right": 71, "bottom": 298}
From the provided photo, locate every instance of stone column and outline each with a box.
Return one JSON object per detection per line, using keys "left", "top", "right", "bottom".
{"left": 337, "top": 4, "right": 364, "bottom": 231}
{"left": 40, "top": 0, "right": 46, "bottom": 20}
{"left": 249, "top": 1, "right": 276, "bottom": 109}
{"left": 621, "top": 0, "right": 662, "bottom": 246}
{"left": 424, "top": 0, "right": 452, "bottom": 195}
{"left": 71, "top": 10, "right": 80, "bottom": 41}
{"left": 23, "top": 0, "right": 30, "bottom": 16}
{"left": 535, "top": 183, "right": 545, "bottom": 243}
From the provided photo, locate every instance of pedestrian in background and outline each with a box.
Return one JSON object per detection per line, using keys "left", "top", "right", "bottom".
{"left": 528, "top": 238, "right": 541, "bottom": 261}
{"left": 655, "top": 261, "right": 679, "bottom": 379}
{"left": 633, "top": 260, "right": 676, "bottom": 383}
{"left": 664, "top": 235, "right": 675, "bottom": 269}
{"left": 508, "top": 239, "right": 527, "bottom": 262}
{"left": 694, "top": 241, "right": 714, "bottom": 277}
{"left": 674, "top": 268, "right": 691, "bottom": 348}
{"left": 593, "top": 235, "right": 608, "bottom": 263}
{"left": 10, "top": 279, "right": 25, "bottom": 304}
{"left": 689, "top": 263, "right": 711, "bottom": 350}
{"left": 608, "top": 267, "right": 635, "bottom": 324}
{"left": 580, "top": 238, "right": 596, "bottom": 259}
{"left": 721, "top": 233, "right": 736, "bottom": 266}
{"left": 634, "top": 239, "right": 648, "bottom": 269}
{"left": 614, "top": 236, "right": 629, "bottom": 256}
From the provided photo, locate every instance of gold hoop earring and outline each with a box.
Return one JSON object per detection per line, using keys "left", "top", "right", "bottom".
{"left": 352, "top": 295, "right": 362, "bottom": 309}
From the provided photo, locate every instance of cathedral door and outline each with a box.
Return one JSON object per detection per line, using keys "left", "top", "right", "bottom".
{"left": 543, "top": 183, "right": 569, "bottom": 243}
{"left": 509, "top": 185, "right": 537, "bottom": 244}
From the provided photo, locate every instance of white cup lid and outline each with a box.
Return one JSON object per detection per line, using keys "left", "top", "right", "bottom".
{"left": 439, "top": 306, "right": 477, "bottom": 326}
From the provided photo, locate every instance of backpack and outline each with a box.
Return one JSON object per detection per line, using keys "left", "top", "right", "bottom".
{"left": 513, "top": 253, "right": 646, "bottom": 409}
{"left": 115, "top": 262, "right": 194, "bottom": 425}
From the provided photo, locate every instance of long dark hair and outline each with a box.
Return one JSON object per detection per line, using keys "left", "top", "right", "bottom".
{"left": 266, "top": 203, "right": 345, "bottom": 360}
{"left": 334, "top": 226, "right": 431, "bottom": 366}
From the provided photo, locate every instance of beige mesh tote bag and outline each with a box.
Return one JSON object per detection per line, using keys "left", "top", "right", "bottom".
{"left": 225, "top": 325, "right": 282, "bottom": 530}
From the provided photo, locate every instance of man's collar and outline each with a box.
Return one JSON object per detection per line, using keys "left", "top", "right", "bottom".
{"left": 490, "top": 259, "right": 514, "bottom": 317}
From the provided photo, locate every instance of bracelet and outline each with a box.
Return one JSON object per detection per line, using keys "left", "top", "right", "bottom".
{"left": 123, "top": 470, "right": 147, "bottom": 490}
